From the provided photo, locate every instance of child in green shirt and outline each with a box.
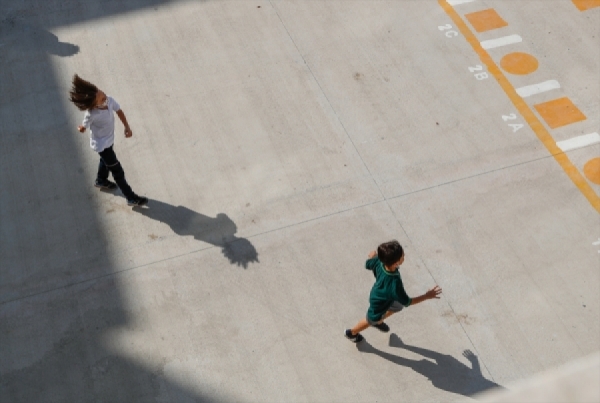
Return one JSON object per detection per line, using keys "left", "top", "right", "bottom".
{"left": 345, "top": 240, "right": 442, "bottom": 343}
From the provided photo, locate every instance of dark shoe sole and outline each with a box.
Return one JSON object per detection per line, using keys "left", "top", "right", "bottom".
{"left": 373, "top": 322, "right": 390, "bottom": 333}
{"left": 127, "top": 196, "right": 148, "bottom": 207}
{"left": 94, "top": 182, "right": 117, "bottom": 190}
{"left": 345, "top": 330, "right": 364, "bottom": 343}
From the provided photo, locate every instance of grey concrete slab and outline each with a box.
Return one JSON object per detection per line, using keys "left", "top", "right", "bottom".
{"left": 387, "top": 156, "right": 600, "bottom": 385}
{"left": 480, "top": 0, "right": 600, "bottom": 141}
{"left": 1, "top": 0, "right": 599, "bottom": 402}
{"left": 271, "top": 0, "right": 551, "bottom": 199}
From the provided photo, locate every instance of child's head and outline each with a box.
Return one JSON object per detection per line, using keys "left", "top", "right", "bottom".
{"left": 69, "top": 74, "right": 106, "bottom": 111}
{"left": 377, "top": 240, "right": 404, "bottom": 267}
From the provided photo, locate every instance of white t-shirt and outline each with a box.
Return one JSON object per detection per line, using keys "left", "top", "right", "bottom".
{"left": 82, "top": 96, "right": 121, "bottom": 152}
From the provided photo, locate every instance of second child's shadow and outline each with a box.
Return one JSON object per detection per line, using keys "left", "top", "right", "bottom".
{"left": 134, "top": 200, "right": 259, "bottom": 268}
{"left": 357, "top": 333, "right": 503, "bottom": 398}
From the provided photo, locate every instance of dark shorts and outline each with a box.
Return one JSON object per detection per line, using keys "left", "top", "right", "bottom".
{"left": 367, "top": 301, "right": 404, "bottom": 326}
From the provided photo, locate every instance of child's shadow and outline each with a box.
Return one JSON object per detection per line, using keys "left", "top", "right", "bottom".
{"left": 357, "top": 334, "right": 503, "bottom": 397}
{"left": 134, "top": 199, "right": 259, "bottom": 268}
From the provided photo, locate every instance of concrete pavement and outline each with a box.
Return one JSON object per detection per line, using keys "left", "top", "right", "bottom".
{"left": 1, "top": 1, "right": 599, "bottom": 402}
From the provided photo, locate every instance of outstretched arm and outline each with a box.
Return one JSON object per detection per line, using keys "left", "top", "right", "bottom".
{"left": 410, "top": 285, "right": 442, "bottom": 306}
{"left": 116, "top": 109, "right": 132, "bottom": 137}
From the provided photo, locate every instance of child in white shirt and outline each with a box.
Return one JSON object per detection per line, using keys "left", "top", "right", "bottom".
{"left": 69, "top": 74, "right": 147, "bottom": 206}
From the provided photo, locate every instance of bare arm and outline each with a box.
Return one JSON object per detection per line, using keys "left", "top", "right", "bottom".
{"left": 79, "top": 111, "right": 91, "bottom": 133}
{"left": 116, "top": 109, "right": 132, "bottom": 137}
{"left": 410, "top": 285, "right": 442, "bottom": 306}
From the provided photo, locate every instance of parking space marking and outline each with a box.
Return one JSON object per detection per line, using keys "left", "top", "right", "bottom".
{"left": 465, "top": 8, "right": 508, "bottom": 32}
{"left": 534, "top": 97, "right": 587, "bottom": 129}
{"left": 594, "top": 238, "right": 600, "bottom": 254}
{"left": 572, "top": 0, "right": 600, "bottom": 11}
{"left": 557, "top": 132, "right": 600, "bottom": 152}
{"left": 500, "top": 52, "right": 538, "bottom": 75}
{"left": 447, "top": 0, "right": 476, "bottom": 5}
{"left": 584, "top": 158, "right": 600, "bottom": 184}
{"left": 481, "top": 34, "right": 523, "bottom": 50}
{"left": 439, "top": 0, "right": 600, "bottom": 213}
{"left": 516, "top": 80, "right": 561, "bottom": 98}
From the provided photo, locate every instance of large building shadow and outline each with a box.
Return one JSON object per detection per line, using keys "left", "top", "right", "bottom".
{"left": 0, "top": 16, "right": 79, "bottom": 56}
{"left": 134, "top": 200, "right": 259, "bottom": 268}
{"left": 0, "top": 1, "right": 227, "bottom": 402}
{"left": 357, "top": 333, "right": 503, "bottom": 398}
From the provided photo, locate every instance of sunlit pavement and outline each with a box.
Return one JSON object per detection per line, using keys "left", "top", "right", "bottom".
{"left": 1, "top": 1, "right": 599, "bottom": 402}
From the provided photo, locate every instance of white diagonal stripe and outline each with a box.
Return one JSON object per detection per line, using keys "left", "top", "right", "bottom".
{"left": 481, "top": 35, "right": 523, "bottom": 49}
{"left": 516, "top": 80, "right": 561, "bottom": 98}
{"left": 556, "top": 132, "right": 600, "bottom": 152}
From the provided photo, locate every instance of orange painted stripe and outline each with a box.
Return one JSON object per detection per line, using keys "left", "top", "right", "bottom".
{"left": 438, "top": 0, "right": 600, "bottom": 213}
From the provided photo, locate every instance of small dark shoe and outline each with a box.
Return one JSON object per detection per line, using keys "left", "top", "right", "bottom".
{"left": 373, "top": 322, "right": 390, "bottom": 333}
{"left": 345, "top": 329, "right": 364, "bottom": 343}
{"left": 127, "top": 195, "right": 148, "bottom": 207}
{"left": 95, "top": 180, "right": 117, "bottom": 190}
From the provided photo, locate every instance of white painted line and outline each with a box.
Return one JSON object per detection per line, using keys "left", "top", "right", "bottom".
{"left": 447, "top": 0, "right": 476, "bottom": 5}
{"left": 556, "top": 132, "right": 600, "bottom": 152}
{"left": 481, "top": 35, "right": 523, "bottom": 50}
{"left": 516, "top": 80, "right": 561, "bottom": 98}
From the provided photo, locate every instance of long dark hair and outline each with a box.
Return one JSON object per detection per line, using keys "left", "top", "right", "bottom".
{"left": 69, "top": 74, "right": 98, "bottom": 111}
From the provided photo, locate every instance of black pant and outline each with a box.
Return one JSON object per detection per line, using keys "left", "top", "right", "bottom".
{"left": 97, "top": 145, "right": 135, "bottom": 199}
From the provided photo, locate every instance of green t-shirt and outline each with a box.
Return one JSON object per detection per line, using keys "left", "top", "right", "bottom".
{"left": 365, "top": 257, "right": 412, "bottom": 322}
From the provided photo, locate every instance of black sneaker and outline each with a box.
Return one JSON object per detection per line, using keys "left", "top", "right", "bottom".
{"left": 345, "top": 329, "right": 364, "bottom": 343}
{"left": 373, "top": 322, "right": 390, "bottom": 333}
{"left": 127, "top": 195, "right": 148, "bottom": 207}
{"left": 95, "top": 179, "right": 117, "bottom": 190}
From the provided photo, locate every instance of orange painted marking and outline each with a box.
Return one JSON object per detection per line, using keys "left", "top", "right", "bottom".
{"left": 534, "top": 97, "right": 587, "bottom": 129}
{"left": 584, "top": 158, "right": 600, "bottom": 184}
{"left": 500, "top": 52, "right": 539, "bottom": 75}
{"left": 439, "top": 0, "right": 600, "bottom": 213}
{"left": 464, "top": 9, "right": 508, "bottom": 33}
{"left": 572, "top": 0, "right": 600, "bottom": 11}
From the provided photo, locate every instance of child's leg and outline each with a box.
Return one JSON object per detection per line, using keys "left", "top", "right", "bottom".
{"left": 382, "top": 310, "right": 396, "bottom": 320}
{"left": 350, "top": 306, "right": 396, "bottom": 335}
{"left": 369, "top": 305, "right": 403, "bottom": 333}
{"left": 380, "top": 302, "right": 404, "bottom": 322}
{"left": 97, "top": 157, "right": 110, "bottom": 182}
{"left": 350, "top": 318, "right": 370, "bottom": 336}
{"left": 98, "top": 146, "right": 135, "bottom": 199}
